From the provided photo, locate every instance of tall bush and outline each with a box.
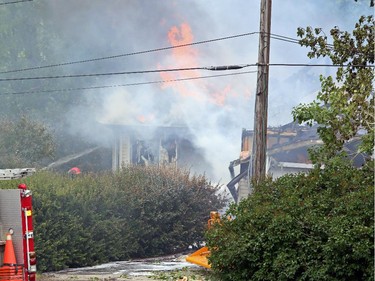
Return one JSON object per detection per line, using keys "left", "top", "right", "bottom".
{"left": 0, "top": 166, "right": 226, "bottom": 272}
{"left": 206, "top": 161, "right": 374, "bottom": 281}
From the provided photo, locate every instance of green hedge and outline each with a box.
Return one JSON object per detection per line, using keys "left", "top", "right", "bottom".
{"left": 206, "top": 161, "right": 374, "bottom": 281}
{"left": 0, "top": 166, "right": 226, "bottom": 272}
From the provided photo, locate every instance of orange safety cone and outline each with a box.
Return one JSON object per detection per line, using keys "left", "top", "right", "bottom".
{"left": 3, "top": 233, "right": 16, "bottom": 266}
{"left": 0, "top": 233, "right": 23, "bottom": 281}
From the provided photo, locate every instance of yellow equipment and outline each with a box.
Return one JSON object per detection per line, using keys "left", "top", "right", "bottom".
{"left": 185, "top": 211, "right": 221, "bottom": 269}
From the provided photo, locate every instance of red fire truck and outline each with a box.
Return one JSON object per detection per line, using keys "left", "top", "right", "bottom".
{"left": 0, "top": 168, "right": 37, "bottom": 281}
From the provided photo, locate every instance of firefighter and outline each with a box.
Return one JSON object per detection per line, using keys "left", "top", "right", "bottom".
{"left": 68, "top": 167, "right": 81, "bottom": 178}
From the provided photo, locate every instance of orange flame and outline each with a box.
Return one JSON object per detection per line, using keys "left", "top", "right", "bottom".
{"left": 167, "top": 23, "right": 198, "bottom": 59}
{"left": 159, "top": 22, "right": 243, "bottom": 107}
{"left": 210, "top": 85, "right": 231, "bottom": 107}
{"left": 159, "top": 23, "right": 202, "bottom": 99}
{"left": 136, "top": 114, "right": 155, "bottom": 124}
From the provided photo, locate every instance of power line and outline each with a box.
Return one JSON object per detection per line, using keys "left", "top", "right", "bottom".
{"left": 0, "top": 0, "right": 31, "bottom": 5}
{"left": 0, "top": 32, "right": 259, "bottom": 74}
{"left": 270, "top": 33, "right": 300, "bottom": 44}
{"left": 0, "top": 70, "right": 258, "bottom": 95}
{"left": 271, "top": 36, "right": 299, "bottom": 45}
{"left": 264, "top": 63, "right": 374, "bottom": 67}
{"left": 0, "top": 62, "right": 372, "bottom": 82}
{"left": 0, "top": 64, "right": 254, "bottom": 82}
{"left": 0, "top": 31, "right": 308, "bottom": 75}
{"left": 270, "top": 33, "right": 333, "bottom": 47}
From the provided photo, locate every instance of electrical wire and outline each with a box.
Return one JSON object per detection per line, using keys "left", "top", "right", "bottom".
{"left": 270, "top": 33, "right": 300, "bottom": 44}
{"left": 264, "top": 63, "right": 374, "bottom": 67}
{"left": 0, "top": 0, "right": 31, "bottom": 5}
{"left": 0, "top": 64, "right": 255, "bottom": 82}
{"left": 0, "top": 32, "right": 259, "bottom": 74}
{"left": 0, "top": 70, "right": 258, "bottom": 95}
{"left": 0, "top": 62, "right": 372, "bottom": 82}
{"left": 270, "top": 33, "right": 334, "bottom": 48}
{"left": 0, "top": 31, "right": 312, "bottom": 75}
{"left": 271, "top": 35, "right": 300, "bottom": 45}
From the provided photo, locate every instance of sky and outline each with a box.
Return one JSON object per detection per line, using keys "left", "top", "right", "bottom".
{"left": 2, "top": 0, "right": 372, "bottom": 183}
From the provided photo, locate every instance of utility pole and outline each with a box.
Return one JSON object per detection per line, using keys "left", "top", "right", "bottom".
{"left": 252, "top": 0, "right": 272, "bottom": 182}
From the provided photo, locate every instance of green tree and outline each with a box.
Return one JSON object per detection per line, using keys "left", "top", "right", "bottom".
{"left": 0, "top": 116, "right": 55, "bottom": 168}
{"left": 0, "top": 1, "right": 90, "bottom": 127}
{"left": 0, "top": 1, "right": 107, "bottom": 162}
{"left": 292, "top": 15, "right": 374, "bottom": 164}
{"left": 206, "top": 162, "right": 374, "bottom": 281}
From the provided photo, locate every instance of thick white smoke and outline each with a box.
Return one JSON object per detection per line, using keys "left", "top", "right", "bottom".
{"left": 44, "top": 0, "right": 371, "bottom": 183}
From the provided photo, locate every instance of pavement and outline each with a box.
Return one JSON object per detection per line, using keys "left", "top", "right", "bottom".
{"left": 39, "top": 253, "right": 210, "bottom": 281}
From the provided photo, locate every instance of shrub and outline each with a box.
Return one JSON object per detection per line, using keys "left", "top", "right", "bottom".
{"left": 206, "top": 161, "right": 374, "bottom": 281}
{"left": 0, "top": 166, "right": 226, "bottom": 272}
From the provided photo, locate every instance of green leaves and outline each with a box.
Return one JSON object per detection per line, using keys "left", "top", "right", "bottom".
{"left": 0, "top": 116, "right": 56, "bottom": 168}
{"left": 206, "top": 162, "right": 374, "bottom": 281}
{"left": 10, "top": 166, "right": 227, "bottom": 272}
{"left": 0, "top": 4, "right": 372, "bottom": 280}
{"left": 293, "top": 15, "right": 374, "bottom": 164}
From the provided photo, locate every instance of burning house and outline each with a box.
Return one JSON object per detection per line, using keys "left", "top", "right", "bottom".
{"left": 227, "top": 121, "right": 323, "bottom": 202}
{"left": 227, "top": 121, "right": 367, "bottom": 202}
{"left": 106, "top": 122, "right": 212, "bottom": 176}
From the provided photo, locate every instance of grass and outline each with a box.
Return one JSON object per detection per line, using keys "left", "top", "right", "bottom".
{"left": 149, "top": 267, "right": 217, "bottom": 281}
